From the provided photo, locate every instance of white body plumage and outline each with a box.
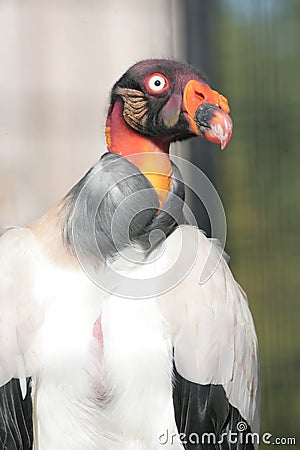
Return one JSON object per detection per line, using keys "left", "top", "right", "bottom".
{"left": 0, "top": 225, "right": 259, "bottom": 449}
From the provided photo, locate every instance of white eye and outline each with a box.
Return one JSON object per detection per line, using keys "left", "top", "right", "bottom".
{"left": 148, "top": 75, "right": 166, "bottom": 91}
{"left": 146, "top": 73, "right": 169, "bottom": 93}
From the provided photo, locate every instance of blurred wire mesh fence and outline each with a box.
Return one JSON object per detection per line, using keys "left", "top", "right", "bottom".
{"left": 0, "top": 0, "right": 299, "bottom": 445}
{"left": 210, "top": 0, "right": 300, "bottom": 441}
{"left": 181, "top": 2, "right": 300, "bottom": 442}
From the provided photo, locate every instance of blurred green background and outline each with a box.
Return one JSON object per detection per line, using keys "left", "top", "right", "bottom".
{"left": 193, "top": 0, "right": 300, "bottom": 443}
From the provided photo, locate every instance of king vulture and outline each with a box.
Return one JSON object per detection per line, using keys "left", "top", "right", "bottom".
{"left": 0, "top": 59, "right": 259, "bottom": 450}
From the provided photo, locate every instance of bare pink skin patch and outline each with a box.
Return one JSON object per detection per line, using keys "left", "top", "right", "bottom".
{"left": 93, "top": 315, "right": 104, "bottom": 358}
{"left": 91, "top": 316, "right": 108, "bottom": 399}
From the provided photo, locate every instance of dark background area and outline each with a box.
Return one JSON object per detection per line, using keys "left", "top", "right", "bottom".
{"left": 184, "top": 0, "right": 300, "bottom": 444}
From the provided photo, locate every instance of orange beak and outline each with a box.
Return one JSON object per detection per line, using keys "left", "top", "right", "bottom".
{"left": 183, "top": 79, "right": 233, "bottom": 149}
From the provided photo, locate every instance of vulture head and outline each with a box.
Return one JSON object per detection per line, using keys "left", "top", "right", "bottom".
{"left": 106, "top": 59, "right": 232, "bottom": 151}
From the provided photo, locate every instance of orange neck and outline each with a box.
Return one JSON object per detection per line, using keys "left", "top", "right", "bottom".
{"left": 106, "top": 101, "right": 172, "bottom": 206}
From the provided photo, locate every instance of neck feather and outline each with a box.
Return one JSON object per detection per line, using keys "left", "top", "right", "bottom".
{"left": 106, "top": 101, "right": 172, "bottom": 206}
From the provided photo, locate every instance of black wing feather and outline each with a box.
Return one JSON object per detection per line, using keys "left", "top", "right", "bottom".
{"left": 173, "top": 368, "right": 254, "bottom": 450}
{"left": 0, "top": 379, "right": 33, "bottom": 450}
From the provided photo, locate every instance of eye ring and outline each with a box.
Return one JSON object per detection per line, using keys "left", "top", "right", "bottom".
{"left": 145, "top": 73, "right": 169, "bottom": 94}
